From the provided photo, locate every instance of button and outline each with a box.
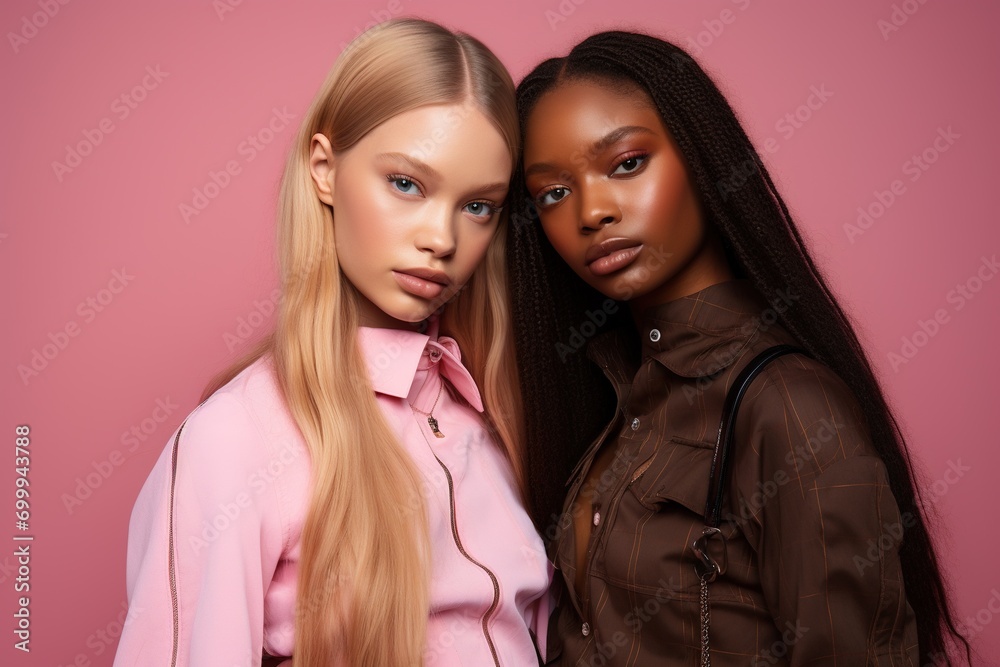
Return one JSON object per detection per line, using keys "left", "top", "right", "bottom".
{"left": 649, "top": 328, "right": 661, "bottom": 342}
{"left": 581, "top": 622, "right": 591, "bottom": 637}
{"left": 631, "top": 417, "right": 640, "bottom": 431}
{"left": 593, "top": 511, "right": 601, "bottom": 526}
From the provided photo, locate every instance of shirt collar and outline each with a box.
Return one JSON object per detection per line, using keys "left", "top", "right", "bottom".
{"left": 356, "top": 314, "right": 485, "bottom": 412}
{"left": 587, "top": 279, "right": 772, "bottom": 379}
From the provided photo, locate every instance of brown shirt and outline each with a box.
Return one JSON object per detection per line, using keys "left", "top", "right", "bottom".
{"left": 546, "top": 279, "right": 919, "bottom": 666}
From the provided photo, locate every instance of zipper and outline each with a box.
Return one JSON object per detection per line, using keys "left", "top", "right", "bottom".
{"left": 431, "top": 451, "right": 502, "bottom": 666}
{"left": 167, "top": 401, "right": 206, "bottom": 667}
{"left": 410, "top": 409, "right": 502, "bottom": 666}
{"left": 167, "top": 418, "right": 189, "bottom": 667}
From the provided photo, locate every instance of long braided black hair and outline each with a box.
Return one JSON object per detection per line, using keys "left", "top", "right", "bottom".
{"left": 506, "top": 30, "right": 972, "bottom": 665}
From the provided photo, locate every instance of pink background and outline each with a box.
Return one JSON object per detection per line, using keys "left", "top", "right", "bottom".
{"left": 3, "top": 0, "right": 998, "bottom": 664}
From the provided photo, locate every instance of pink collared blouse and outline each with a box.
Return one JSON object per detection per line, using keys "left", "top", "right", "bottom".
{"left": 113, "top": 318, "right": 552, "bottom": 666}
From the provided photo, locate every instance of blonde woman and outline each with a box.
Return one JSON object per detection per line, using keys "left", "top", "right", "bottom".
{"left": 113, "top": 18, "right": 551, "bottom": 667}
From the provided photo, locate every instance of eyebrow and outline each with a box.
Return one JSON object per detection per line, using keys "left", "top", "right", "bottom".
{"left": 377, "top": 151, "right": 509, "bottom": 198}
{"left": 377, "top": 152, "right": 441, "bottom": 180}
{"left": 523, "top": 125, "right": 656, "bottom": 180}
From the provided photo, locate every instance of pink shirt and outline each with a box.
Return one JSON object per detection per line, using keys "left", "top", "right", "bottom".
{"left": 113, "top": 318, "right": 552, "bottom": 666}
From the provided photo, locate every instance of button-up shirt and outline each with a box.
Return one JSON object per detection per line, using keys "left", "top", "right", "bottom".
{"left": 114, "top": 316, "right": 552, "bottom": 666}
{"left": 547, "top": 279, "right": 918, "bottom": 666}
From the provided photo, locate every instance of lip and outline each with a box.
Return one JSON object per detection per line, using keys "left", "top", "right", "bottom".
{"left": 584, "top": 237, "right": 644, "bottom": 277}
{"left": 392, "top": 267, "right": 450, "bottom": 300}
{"left": 585, "top": 237, "right": 642, "bottom": 264}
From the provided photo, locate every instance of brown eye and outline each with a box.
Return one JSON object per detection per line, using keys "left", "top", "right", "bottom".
{"left": 611, "top": 154, "right": 648, "bottom": 175}
{"left": 537, "top": 187, "right": 569, "bottom": 208}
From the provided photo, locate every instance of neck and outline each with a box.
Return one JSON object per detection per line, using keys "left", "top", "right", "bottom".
{"left": 628, "top": 233, "right": 734, "bottom": 329}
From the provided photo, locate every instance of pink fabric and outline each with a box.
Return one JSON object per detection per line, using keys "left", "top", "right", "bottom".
{"left": 113, "top": 317, "right": 552, "bottom": 666}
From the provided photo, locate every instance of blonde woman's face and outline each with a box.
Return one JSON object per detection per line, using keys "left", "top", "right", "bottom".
{"left": 309, "top": 103, "right": 511, "bottom": 329}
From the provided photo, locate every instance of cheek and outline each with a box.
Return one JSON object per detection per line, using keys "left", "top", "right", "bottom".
{"left": 627, "top": 168, "right": 701, "bottom": 245}
{"left": 335, "top": 189, "right": 403, "bottom": 257}
{"left": 455, "top": 225, "right": 497, "bottom": 279}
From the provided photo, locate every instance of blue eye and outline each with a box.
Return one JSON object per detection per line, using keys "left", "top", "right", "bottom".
{"left": 611, "top": 154, "right": 647, "bottom": 175}
{"left": 536, "top": 187, "right": 569, "bottom": 208}
{"left": 387, "top": 174, "right": 422, "bottom": 195}
{"left": 464, "top": 201, "right": 498, "bottom": 219}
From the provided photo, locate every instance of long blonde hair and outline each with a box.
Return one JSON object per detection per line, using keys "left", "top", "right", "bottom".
{"left": 199, "top": 18, "right": 523, "bottom": 666}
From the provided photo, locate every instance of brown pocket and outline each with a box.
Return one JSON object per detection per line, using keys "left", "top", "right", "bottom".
{"left": 595, "top": 436, "right": 717, "bottom": 598}
{"left": 626, "top": 436, "right": 715, "bottom": 515}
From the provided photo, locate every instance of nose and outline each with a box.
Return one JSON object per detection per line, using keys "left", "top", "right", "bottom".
{"left": 578, "top": 179, "right": 620, "bottom": 233}
{"left": 415, "top": 205, "right": 457, "bottom": 257}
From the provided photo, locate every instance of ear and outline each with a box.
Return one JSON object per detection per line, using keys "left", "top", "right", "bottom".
{"left": 309, "top": 132, "right": 336, "bottom": 206}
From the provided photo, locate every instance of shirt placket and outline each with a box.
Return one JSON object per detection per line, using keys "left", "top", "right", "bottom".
{"left": 557, "top": 362, "right": 646, "bottom": 640}
{"left": 578, "top": 383, "right": 651, "bottom": 644}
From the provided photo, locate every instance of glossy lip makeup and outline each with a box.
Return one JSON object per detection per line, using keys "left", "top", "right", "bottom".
{"left": 392, "top": 267, "right": 450, "bottom": 300}
{"left": 584, "top": 237, "right": 644, "bottom": 277}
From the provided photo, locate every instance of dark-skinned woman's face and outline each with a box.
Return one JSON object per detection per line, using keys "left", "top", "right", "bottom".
{"left": 522, "top": 78, "right": 731, "bottom": 311}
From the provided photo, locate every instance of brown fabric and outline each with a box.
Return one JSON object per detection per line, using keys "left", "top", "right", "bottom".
{"left": 546, "top": 279, "right": 919, "bottom": 666}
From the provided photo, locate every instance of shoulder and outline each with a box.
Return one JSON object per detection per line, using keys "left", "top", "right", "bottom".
{"left": 175, "top": 354, "right": 308, "bottom": 485}
{"left": 734, "top": 349, "right": 876, "bottom": 476}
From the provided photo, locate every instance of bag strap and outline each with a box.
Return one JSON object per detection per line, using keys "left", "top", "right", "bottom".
{"left": 703, "top": 343, "right": 810, "bottom": 528}
{"left": 694, "top": 343, "right": 810, "bottom": 667}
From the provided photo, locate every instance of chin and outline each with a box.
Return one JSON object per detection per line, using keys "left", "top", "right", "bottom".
{"left": 383, "top": 299, "right": 435, "bottom": 324}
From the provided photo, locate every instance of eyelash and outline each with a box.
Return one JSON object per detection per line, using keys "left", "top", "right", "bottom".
{"left": 533, "top": 151, "right": 650, "bottom": 209}
{"left": 534, "top": 185, "right": 568, "bottom": 209}
{"left": 464, "top": 199, "right": 501, "bottom": 220}
{"left": 386, "top": 174, "right": 501, "bottom": 221}
{"left": 610, "top": 151, "right": 649, "bottom": 175}
{"left": 387, "top": 173, "right": 424, "bottom": 196}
